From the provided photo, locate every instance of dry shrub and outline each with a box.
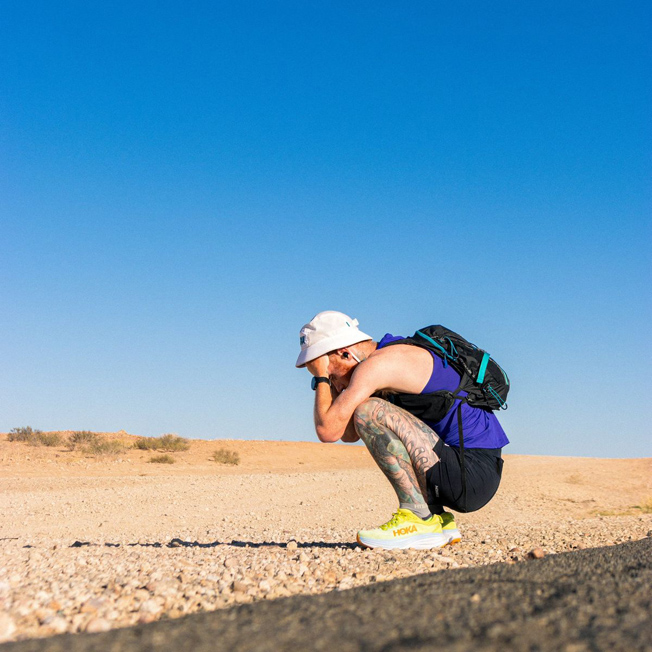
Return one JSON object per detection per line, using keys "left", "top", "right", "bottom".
{"left": 68, "top": 431, "right": 100, "bottom": 449}
{"left": 150, "top": 454, "right": 175, "bottom": 464}
{"left": 85, "top": 439, "right": 126, "bottom": 456}
{"left": 134, "top": 437, "right": 159, "bottom": 450}
{"left": 7, "top": 427, "right": 61, "bottom": 447}
{"left": 134, "top": 434, "right": 189, "bottom": 452}
{"left": 566, "top": 474, "right": 583, "bottom": 485}
{"left": 635, "top": 497, "right": 652, "bottom": 514}
{"left": 34, "top": 432, "right": 62, "bottom": 447}
{"left": 67, "top": 431, "right": 125, "bottom": 456}
{"left": 212, "top": 448, "right": 240, "bottom": 466}
{"left": 8, "top": 426, "right": 42, "bottom": 442}
{"left": 157, "top": 434, "right": 190, "bottom": 452}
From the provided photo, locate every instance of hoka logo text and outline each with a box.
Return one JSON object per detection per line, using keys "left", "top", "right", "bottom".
{"left": 393, "top": 525, "right": 417, "bottom": 537}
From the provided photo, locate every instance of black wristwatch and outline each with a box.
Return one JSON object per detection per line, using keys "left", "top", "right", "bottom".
{"left": 311, "top": 376, "right": 331, "bottom": 390}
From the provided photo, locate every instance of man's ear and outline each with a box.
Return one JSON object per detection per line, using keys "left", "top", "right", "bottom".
{"left": 336, "top": 348, "right": 349, "bottom": 359}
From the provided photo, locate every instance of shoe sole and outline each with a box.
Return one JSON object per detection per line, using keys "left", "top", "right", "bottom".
{"left": 356, "top": 532, "right": 448, "bottom": 550}
{"left": 443, "top": 528, "right": 462, "bottom": 546}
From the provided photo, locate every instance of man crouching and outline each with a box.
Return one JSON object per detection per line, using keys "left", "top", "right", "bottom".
{"left": 296, "top": 310, "right": 508, "bottom": 550}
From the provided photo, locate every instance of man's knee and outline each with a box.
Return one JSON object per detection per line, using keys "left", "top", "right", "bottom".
{"left": 353, "top": 397, "right": 386, "bottom": 438}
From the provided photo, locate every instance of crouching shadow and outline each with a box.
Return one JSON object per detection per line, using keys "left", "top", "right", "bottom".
{"left": 69, "top": 539, "right": 358, "bottom": 550}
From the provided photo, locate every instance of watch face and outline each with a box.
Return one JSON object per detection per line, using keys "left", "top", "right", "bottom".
{"left": 311, "top": 376, "right": 318, "bottom": 390}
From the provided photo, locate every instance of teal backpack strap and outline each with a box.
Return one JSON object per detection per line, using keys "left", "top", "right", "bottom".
{"left": 416, "top": 330, "right": 453, "bottom": 360}
{"left": 476, "top": 351, "right": 490, "bottom": 384}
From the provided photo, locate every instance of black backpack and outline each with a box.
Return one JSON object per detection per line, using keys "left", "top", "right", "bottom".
{"left": 411, "top": 325, "right": 510, "bottom": 411}
{"left": 382, "top": 325, "right": 510, "bottom": 512}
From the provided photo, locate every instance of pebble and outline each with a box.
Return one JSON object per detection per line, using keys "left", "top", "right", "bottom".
{"left": 0, "top": 613, "right": 17, "bottom": 642}
{"left": 0, "top": 507, "right": 649, "bottom": 645}
{"left": 45, "top": 617, "right": 68, "bottom": 634}
{"left": 140, "top": 599, "right": 162, "bottom": 615}
{"left": 84, "top": 618, "right": 111, "bottom": 633}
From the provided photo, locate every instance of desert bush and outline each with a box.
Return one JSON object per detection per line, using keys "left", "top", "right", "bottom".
{"left": 212, "top": 448, "right": 240, "bottom": 466}
{"left": 636, "top": 497, "right": 652, "bottom": 514}
{"left": 7, "top": 427, "right": 62, "bottom": 447}
{"left": 34, "top": 432, "right": 63, "bottom": 447}
{"left": 67, "top": 431, "right": 125, "bottom": 455}
{"left": 134, "top": 434, "right": 189, "bottom": 452}
{"left": 157, "top": 434, "right": 190, "bottom": 452}
{"left": 8, "top": 426, "right": 42, "bottom": 442}
{"left": 134, "top": 437, "right": 159, "bottom": 450}
{"left": 85, "top": 439, "right": 126, "bottom": 456}
{"left": 149, "top": 454, "right": 175, "bottom": 464}
{"left": 68, "top": 431, "right": 100, "bottom": 449}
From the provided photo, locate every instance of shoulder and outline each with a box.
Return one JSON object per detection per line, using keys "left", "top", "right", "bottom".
{"left": 372, "top": 343, "right": 431, "bottom": 364}
{"left": 354, "top": 344, "right": 433, "bottom": 394}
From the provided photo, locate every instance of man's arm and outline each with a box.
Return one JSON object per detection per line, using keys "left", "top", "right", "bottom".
{"left": 328, "top": 386, "right": 359, "bottom": 443}
{"left": 307, "top": 356, "right": 390, "bottom": 443}
{"left": 340, "top": 417, "right": 360, "bottom": 442}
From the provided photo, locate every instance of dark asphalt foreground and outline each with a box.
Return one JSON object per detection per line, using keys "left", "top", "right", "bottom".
{"left": 4, "top": 538, "right": 651, "bottom": 652}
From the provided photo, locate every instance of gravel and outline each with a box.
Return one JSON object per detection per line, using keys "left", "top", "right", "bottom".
{"left": 1, "top": 516, "right": 650, "bottom": 642}
{"left": 3, "top": 538, "right": 651, "bottom": 652}
{"left": 1, "top": 460, "right": 651, "bottom": 645}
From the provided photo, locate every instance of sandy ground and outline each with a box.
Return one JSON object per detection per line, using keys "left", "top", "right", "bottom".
{"left": 1, "top": 431, "right": 651, "bottom": 644}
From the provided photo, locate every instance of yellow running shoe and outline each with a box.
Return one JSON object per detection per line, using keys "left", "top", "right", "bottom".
{"left": 441, "top": 511, "right": 461, "bottom": 545}
{"left": 356, "top": 509, "right": 448, "bottom": 550}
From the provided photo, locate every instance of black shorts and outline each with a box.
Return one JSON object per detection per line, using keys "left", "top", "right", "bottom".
{"left": 425, "top": 439, "right": 504, "bottom": 513}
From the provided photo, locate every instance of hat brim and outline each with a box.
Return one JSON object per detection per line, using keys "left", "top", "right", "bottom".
{"left": 295, "top": 331, "right": 372, "bottom": 368}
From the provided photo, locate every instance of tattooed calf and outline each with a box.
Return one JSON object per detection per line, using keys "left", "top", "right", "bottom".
{"left": 353, "top": 397, "right": 440, "bottom": 508}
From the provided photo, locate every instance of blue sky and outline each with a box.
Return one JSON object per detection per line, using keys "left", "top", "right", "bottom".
{"left": 1, "top": 1, "right": 650, "bottom": 457}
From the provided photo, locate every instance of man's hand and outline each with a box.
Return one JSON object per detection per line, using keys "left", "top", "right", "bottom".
{"left": 306, "top": 355, "right": 329, "bottom": 378}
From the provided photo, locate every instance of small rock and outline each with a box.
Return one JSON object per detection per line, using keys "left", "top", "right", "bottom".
{"left": 134, "top": 589, "right": 150, "bottom": 602}
{"left": 35, "top": 608, "right": 55, "bottom": 624}
{"left": 224, "top": 558, "right": 237, "bottom": 569}
{"left": 71, "top": 613, "right": 90, "bottom": 632}
{"left": 527, "top": 548, "right": 546, "bottom": 560}
{"left": 470, "top": 593, "right": 481, "bottom": 603}
{"left": 45, "top": 616, "right": 68, "bottom": 634}
{"left": 140, "top": 599, "right": 162, "bottom": 615}
{"left": 138, "top": 613, "right": 157, "bottom": 624}
{"left": 81, "top": 597, "right": 105, "bottom": 614}
{"left": 232, "top": 581, "right": 248, "bottom": 593}
{"left": 286, "top": 541, "right": 298, "bottom": 552}
{"left": 0, "top": 613, "right": 17, "bottom": 643}
{"left": 85, "top": 618, "right": 111, "bottom": 633}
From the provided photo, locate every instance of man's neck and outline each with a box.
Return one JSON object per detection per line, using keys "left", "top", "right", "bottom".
{"left": 356, "top": 340, "right": 378, "bottom": 362}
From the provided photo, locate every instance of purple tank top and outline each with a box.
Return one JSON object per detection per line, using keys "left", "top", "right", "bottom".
{"left": 378, "top": 334, "right": 509, "bottom": 449}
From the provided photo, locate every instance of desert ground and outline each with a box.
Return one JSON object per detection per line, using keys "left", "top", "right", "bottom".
{"left": 0, "top": 430, "right": 651, "bottom": 645}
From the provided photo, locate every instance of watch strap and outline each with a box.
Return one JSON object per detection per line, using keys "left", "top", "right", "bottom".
{"left": 311, "top": 376, "right": 331, "bottom": 390}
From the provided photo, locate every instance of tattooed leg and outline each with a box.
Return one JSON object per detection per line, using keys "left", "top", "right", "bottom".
{"left": 354, "top": 397, "right": 440, "bottom": 517}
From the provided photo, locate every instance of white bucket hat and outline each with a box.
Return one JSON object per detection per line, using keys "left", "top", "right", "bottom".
{"left": 296, "top": 311, "right": 373, "bottom": 368}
